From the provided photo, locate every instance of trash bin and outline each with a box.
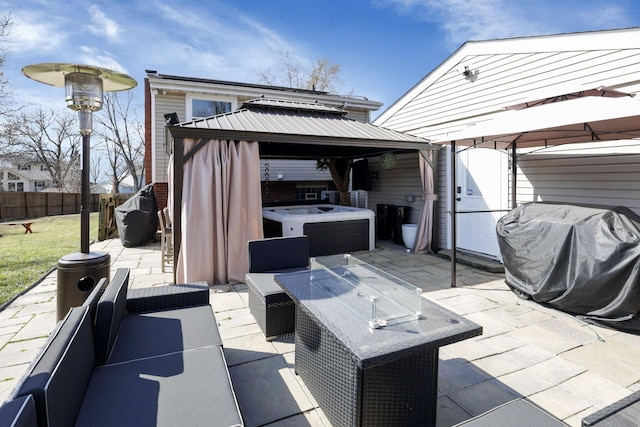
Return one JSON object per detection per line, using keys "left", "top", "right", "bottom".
{"left": 392, "top": 206, "right": 411, "bottom": 245}
{"left": 376, "top": 204, "right": 394, "bottom": 240}
{"left": 57, "top": 251, "right": 110, "bottom": 320}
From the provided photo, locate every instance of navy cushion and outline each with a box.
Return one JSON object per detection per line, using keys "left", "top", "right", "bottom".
{"left": 248, "top": 236, "right": 309, "bottom": 273}
{"left": 0, "top": 395, "right": 37, "bottom": 427}
{"left": 82, "top": 277, "right": 108, "bottom": 325}
{"left": 106, "top": 305, "right": 222, "bottom": 364}
{"left": 12, "top": 307, "right": 91, "bottom": 427}
{"left": 94, "top": 268, "right": 129, "bottom": 365}
{"left": 76, "top": 346, "right": 243, "bottom": 427}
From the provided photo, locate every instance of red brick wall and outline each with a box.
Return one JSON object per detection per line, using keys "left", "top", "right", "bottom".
{"left": 154, "top": 182, "right": 168, "bottom": 210}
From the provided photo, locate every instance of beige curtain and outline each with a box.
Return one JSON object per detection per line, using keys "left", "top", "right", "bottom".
{"left": 176, "top": 139, "right": 263, "bottom": 285}
{"left": 328, "top": 159, "right": 353, "bottom": 206}
{"left": 414, "top": 149, "right": 437, "bottom": 253}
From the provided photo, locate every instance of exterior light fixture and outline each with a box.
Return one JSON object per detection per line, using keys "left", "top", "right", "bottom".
{"left": 22, "top": 63, "right": 137, "bottom": 320}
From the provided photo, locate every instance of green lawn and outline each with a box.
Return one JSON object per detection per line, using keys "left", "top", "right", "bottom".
{"left": 0, "top": 213, "right": 99, "bottom": 307}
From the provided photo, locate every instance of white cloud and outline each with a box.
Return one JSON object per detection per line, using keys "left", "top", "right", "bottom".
{"left": 377, "top": 0, "right": 635, "bottom": 46}
{"left": 87, "top": 5, "right": 121, "bottom": 43}
{"left": 78, "top": 46, "right": 128, "bottom": 74}
{"left": 12, "top": 12, "right": 67, "bottom": 54}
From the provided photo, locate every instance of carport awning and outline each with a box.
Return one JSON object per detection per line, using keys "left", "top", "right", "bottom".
{"left": 169, "top": 98, "right": 438, "bottom": 159}
{"left": 431, "top": 95, "right": 640, "bottom": 149}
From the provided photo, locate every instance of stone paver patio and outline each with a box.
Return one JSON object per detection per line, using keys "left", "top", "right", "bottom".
{"left": 1, "top": 237, "right": 639, "bottom": 426}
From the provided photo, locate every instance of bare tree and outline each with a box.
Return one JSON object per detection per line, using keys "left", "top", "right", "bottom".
{"left": 6, "top": 107, "right": 81, "bottom": 190}
{"left": 94, "top": 91, "right": 144, "bottom": 192}
{"left": 0, "top": 14, "right": 12, "bottom": 108}
{"left": 258, "top": 52, "right": 342, "bottom": 92}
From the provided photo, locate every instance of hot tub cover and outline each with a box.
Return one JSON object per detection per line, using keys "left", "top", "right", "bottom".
{"left": 115, "top": 184, "right": 158, "bottom": 247}
{"left": 497, "top": 203, "right": 640, "bottom": 331}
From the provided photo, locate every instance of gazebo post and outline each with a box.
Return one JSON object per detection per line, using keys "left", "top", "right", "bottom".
{"left": 173, "top": 137, "right": 184, "bottom": 284}
{"left": 450, "top": 140, "right": 457, "bottom": 288}
{"left": 511, "top": 143, "right": 518, "bottom": 209}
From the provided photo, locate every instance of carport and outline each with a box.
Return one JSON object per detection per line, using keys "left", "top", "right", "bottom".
{"left": 431, "top": 91, "right": 640, "bottom": 287}
{"left": 168, "top": 98, "right": 439, "bottom": 285}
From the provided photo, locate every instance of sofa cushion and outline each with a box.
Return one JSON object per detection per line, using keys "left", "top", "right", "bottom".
{"left": 94, "top": 268, "right": 129, "bottom": 365}
{"left": 0, "top": 395, "right": 37, "bottom": 427}
{"left": 13, "top": 307, "right": 94, "bottom": 426}
{"left": 106, "top": 305, "right": 222, "bottom": 364}
{"left": 82, "top": 277, "right": 108, "bottom": 325}
{"left": 248, "top": 236, "right": 309, "bottom": 273}
{"left": 76, "top": 346, "right": 243, "bottom": 427}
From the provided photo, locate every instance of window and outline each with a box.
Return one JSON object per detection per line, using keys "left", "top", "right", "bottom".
{"left": 35, "top": 181, "right": 46, "bottom": 189}
{"left": 16, "top": 182, "right": 24, "bottom": 192}
{"left": 7, "top": 172, "right": 19, "bottom": 180}
{"left": 18, "top": 164, "right": 31, "bottom": 170}
{"left": 186, "top": 95, "right": 235, "bottom": 120}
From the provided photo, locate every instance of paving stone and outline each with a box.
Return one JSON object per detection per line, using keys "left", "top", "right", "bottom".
{"left": 263, "top": 409, "right": 328, "bottom": 427}
{"left": 436, "top": 395, "right": 471, "bottom": 426}
{"left": 463, "top": 311, "right": 515, "bottom": 338}
{"left": 472, "top": 344, "right": 555, "bottom": 378}
{"left": 210, "top": 290, "right": 247, "bottom": 312}
{"left": 562, "top": 345, "right": 640, "bottom": 387}
{"left": 528, "top": 384, "right": 592, "bottom": 421}
{"left": 222, "top": 333, "right": 279, "bottom": 367}
{"left": 8, "top": 291, "right": 54, "bottom": 307}
{"left": 510, "top": 322, "right": 594, "bottom": 355}
{"left": 218, "top": 322, "right": 263, "bottom": 341}
{"left": 558, "top": 371, "right": 632, "bottom": 409}
{"left": 498, "top": 356, "right": 584, "bottom": 396}
{"left": 228, "top": 355, "right": 314, "bottom": 427}
{"left": 438, "top": 358, "right": 489, "bottom": 394}
{"left": 1, "top": 337, "right": 48, "bottom": 367}
{"left": 440, "top": 333, "right": 526, "bottom": 362}
{"left": 448, "top": 378, "right": 520, "bottom": 417}
{"left": 12, "top": 299, "right": 56, "bottom": 318}
{"left": 10, "top": 312, "right": 56, "bottom": 342}
{"left": 216, "top": 307, "right": 256, "bottom": 330}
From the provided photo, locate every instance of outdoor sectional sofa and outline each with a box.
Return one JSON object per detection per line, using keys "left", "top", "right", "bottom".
{"left": 0, "top": 268, "right": 243, "bottom": 427}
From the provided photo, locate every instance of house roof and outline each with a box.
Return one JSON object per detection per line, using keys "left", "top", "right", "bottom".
{"left": 169, "top": 98, "right": 437, "bottom": 159}
{"left": 147, "top": 72, "right": 383, "bottom": 112}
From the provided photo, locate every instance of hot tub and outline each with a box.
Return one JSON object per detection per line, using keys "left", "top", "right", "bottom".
{"left": 262, "top": 204, "right": 375, "bottom": 256}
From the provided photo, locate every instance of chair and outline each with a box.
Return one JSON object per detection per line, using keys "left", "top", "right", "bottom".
{"left": 157, "top": 208, "right": 173, "bottom": 272}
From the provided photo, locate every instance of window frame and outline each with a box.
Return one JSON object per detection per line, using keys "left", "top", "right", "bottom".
{"left": 185, "top": 94, "right": 236, "bottom": 121}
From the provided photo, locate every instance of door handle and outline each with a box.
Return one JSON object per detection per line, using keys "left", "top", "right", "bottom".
{"left": 456, "top": 197, "right": 461, "bottom": 202}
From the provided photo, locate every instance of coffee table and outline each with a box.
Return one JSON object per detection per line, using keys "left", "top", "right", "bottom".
{"left": 275, "top": 255, "right": 482, "bottom": 427}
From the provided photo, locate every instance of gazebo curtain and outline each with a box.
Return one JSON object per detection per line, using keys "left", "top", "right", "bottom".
{"left": 175, "top": 138, "right": 263, "bottom": 285}
{"left": 414, "top": 149, "right": 437, "bottom": 253}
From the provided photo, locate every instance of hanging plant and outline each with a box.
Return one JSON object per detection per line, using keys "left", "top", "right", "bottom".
{"left": 379, "top": 152, "right": 397, "bottom": 170}
{"left": 316, "top": 158, "right": 330, "bottom": 171}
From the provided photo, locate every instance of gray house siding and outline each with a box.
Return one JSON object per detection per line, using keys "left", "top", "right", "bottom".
{"left": 515, "top": 145, "right": 640, "bottom": 215}
{"left": 154, "top": 95, "right": 184, "bottom": 183}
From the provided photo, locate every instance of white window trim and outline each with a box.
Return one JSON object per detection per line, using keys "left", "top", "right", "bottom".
{"left": 185, "top": 93, "right": 237, "bottom": 121}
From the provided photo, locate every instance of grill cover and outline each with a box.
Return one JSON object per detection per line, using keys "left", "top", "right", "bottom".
{"left": 115, "top": 184, "right": 158, "bottom": 247}
{"left": 497, "top": 203, "right": 640, "bottom": 331}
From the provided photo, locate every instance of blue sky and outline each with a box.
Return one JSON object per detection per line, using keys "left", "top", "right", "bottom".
{"left": 3, "top": 0, "right": 640, "bottom": 118}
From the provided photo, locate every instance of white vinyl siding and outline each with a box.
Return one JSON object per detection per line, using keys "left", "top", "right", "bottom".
{"left": 367, "top": 153, "right": 425, "bottom": 226}
{"left": 515, "top": 142, "right": 640, "bottom": 215}
{"left": 154, "top": 95, "right": 185, "bottom": 182}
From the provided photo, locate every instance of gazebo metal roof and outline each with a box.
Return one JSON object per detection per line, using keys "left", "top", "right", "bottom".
{"left": 169, "top": 98, "right": 438, "bottom": 159}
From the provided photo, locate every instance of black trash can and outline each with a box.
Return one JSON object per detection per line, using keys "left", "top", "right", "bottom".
{"left": 392, "top": 206, "right": 411, "bottom": 245}
{"left": 376, "top": 204, "right": 394, "bottom": 240}
{"left": 57, "top": 251, "right": 110, "bottom": 320}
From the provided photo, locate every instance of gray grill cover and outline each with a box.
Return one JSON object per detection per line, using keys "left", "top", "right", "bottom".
{"left": 115, "top": 184, "right": 158, "bottom": 247}
{"left": 497, "top": 203, "right": 640, "bottom": 331}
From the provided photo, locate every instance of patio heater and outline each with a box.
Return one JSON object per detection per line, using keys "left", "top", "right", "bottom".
{"left": 22, "top": 63, "right": 137, "bottom": 320}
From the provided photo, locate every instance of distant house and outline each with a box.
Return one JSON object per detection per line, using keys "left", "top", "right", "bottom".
{"left": 374, "top": 27, "right": 640, "bottom": 260}
{"left": 0, "top": 160, "right": 52, "bottom": 192}
{"left": 144, "top": 72, "right": 383, "bottom": 208}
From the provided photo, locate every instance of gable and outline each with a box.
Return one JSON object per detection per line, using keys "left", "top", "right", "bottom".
{"left": 375, "top": 28, "right": 640, "bottom": 141}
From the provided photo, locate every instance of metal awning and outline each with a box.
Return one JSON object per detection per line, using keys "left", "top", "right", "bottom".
{"left": 169, "top": 98, "right": 438, "bottom": 159}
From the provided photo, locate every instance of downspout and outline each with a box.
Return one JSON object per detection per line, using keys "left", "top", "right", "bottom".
{"left": 450, "top": 141, "right": 457, "bottom": 288}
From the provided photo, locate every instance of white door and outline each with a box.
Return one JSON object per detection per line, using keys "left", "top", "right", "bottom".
{"left": 456, "top": 148, "right": 508, "bottom": 260}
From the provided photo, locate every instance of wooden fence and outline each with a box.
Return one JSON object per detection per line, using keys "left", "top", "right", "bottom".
{"left": 0, "top": 191, "right": 101, "bottom": 221}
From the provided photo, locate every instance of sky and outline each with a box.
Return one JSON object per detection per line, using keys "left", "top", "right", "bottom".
{"left": 2, "top": 0, "right": 640, "bottom": 120}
